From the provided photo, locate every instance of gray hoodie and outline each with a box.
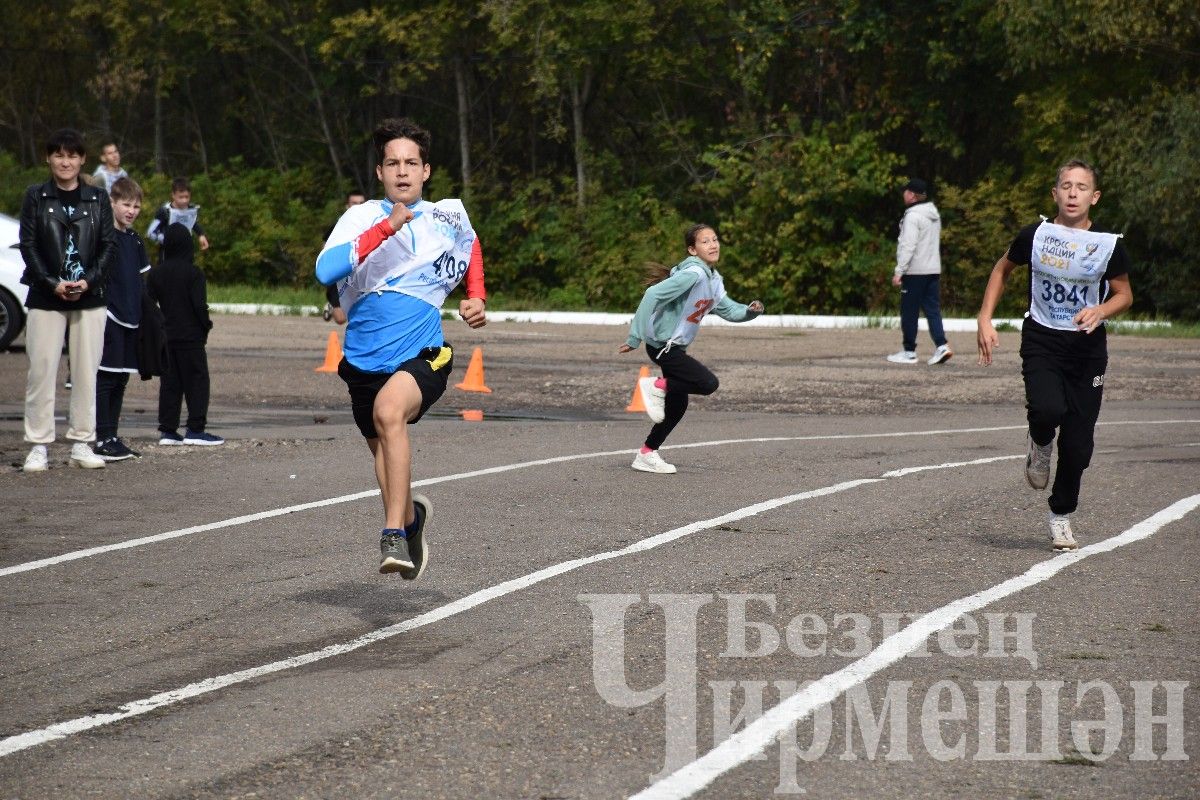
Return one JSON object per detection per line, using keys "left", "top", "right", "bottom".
{"left": 894, "top": 200, "right": 941, "bottom": 277}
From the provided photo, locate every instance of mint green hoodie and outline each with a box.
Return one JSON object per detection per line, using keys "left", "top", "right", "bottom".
{"left": 625, "top": 256, "right": 760, "bottom": 349}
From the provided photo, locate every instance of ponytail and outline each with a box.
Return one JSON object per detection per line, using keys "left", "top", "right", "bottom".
{"left": 643, "top": 262, "right": 672, "bottom": 286}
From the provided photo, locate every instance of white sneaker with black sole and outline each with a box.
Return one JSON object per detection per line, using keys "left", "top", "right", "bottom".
{"left": 927, "top": 344, "right": 953, "bottom": 365}
{"left": 631, "top": 449, "right": 676, "bottom": 474}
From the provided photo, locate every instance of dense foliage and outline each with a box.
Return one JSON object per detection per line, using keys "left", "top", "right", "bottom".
{"left": 2, "top": 0, "right": 1196, "bottom": 319}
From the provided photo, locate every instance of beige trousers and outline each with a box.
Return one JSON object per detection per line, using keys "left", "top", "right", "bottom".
{"left": 24, "top": 306, "right": 108, "bottom": 444}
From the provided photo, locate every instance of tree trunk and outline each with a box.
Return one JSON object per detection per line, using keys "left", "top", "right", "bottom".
{"left": 185, "top": 78, "right": 208, "bottom": 172}
{"left": 454, "top": 56, "right": 472, "bottom": 200}
{"left": 570, "top": 67, "right": 593, "bottom": 208}
{"left": 154, "top": 69, "right": 165, "bottom": 174}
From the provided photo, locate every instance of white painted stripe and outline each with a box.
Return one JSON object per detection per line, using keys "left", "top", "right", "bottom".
{"left": 631, "top": 492, "right": 1200, "bottom": 800}
{"left": 0, "top": 479, "right": 879, "bottom": 758}
{"left": 881, "top": 454, "right": 1023, "bottom": 478}
{"left": 2, "top": 419, "right": 1195, "bottom": 578}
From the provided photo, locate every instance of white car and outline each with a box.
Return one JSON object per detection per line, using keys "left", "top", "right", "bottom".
{"left": 0, "top": 211, "right": 29, "bottom": 350}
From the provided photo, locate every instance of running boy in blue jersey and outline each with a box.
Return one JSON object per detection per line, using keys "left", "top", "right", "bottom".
{"left": 316, "top": 118, "right": 486, "bottom": 579}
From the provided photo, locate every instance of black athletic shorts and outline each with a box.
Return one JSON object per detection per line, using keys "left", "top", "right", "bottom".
{"left": 337, "top": 343, "right": 454, "bottom": 439}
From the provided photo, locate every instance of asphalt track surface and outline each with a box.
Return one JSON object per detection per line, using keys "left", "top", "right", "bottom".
{"left": 1, "top": 315, "right": 1197, "bottom": 799}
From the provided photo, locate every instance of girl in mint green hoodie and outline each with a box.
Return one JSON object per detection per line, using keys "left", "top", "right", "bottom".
{"left": 618, "top": 223, "right": 763, "bottom": 474}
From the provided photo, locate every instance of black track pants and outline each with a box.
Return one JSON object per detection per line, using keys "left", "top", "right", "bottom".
{"left": 1020, "top": 326, "right": 1107, "bottom": 515}
{"left": 644, "top": 344, "right": 719, "bottom": 450}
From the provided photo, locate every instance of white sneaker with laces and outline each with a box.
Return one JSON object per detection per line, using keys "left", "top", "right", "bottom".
{"left": 631, "top": 449, "right": 677, "bottom": 474}
{"left": 69, "top": 442, "right": 106, "bottom": 469}
{"left": 927, "top": 344, "right": 953, "bottom": 365}
{"left": 886, "top": 350, "right": 918, "bottom": 364}
{"left": 1049, "top": 513, "right": 1078, "bottom": 551}
{"left": 638, "top": 376, "right": 667, "bottom": 423}
{"left": 1025, "top": 435, "right": 1052, "bottom": 490}
{"left": 23, "top": 445, "right": 49, "bottom": 473}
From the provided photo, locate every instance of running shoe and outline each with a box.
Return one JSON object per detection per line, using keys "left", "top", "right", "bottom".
{"left": 183, "top": 430, "right": 225, "bottom": 446}
{"left": 1049, "top": 513, "right": 1078, "bottom": 551}
{"left": 379, "top": 532, "right": 414, "bottom": 574}
{"left": 159, "top": 430, "right": 185, "bottom": 445}
{"left": 886, "top": 350, "right": 918, "bottom": 364}
{"left": 23, "top": 445, "right": 48, "bottom": 473}
{"left": 401, "top": 494, "right": 432, "bottom": 580}
{"left": 638, "top": 376, "right": 666, "bottom": 423}
{"left": 927, "top": 344, "right": 953, "bottom": 365}
{"left": 94, "top": 437, "right": 140, "bottom": 461}
{"left": 69, "top": 442, "right": 105, "bottom": 469}
{"left": 1025, "top": 435, "right": 1052, "bottom": 490}
{"left": 631, "top": 449, "right": 677, "bottom": 474}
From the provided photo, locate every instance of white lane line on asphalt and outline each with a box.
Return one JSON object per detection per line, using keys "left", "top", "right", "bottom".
{"left": 0, "top": 479, "right": 880, "bottom": 758}
{"left": 881, "top": 454, "right": 1022, "bottom": 478}
{"left": 630, "top": 492, "right": 1200, "bottom": 800}
{"left": 2, "top": 418, "right": 1195, "bottom": 579}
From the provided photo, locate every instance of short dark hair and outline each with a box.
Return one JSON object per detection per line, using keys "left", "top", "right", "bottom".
{"left": 1056, "top": 159, "right": 1100, "bottom": 189}
{"left": 373, "top": 118, "right": 431, "bottom": 165}
{"left": 110, "top": 176, "right": 143, "bottom": 203}
{"left": 171, "top": 177, "right": 192, "bottom": 194}
{"left": 685, "top": 223, "right": 715, "bottom": 249}
{"left": 46, "top": 128, "right": 86, "bottom": 157}
{"left": 99, "top": 140, "right": 118, "bottom": 152}
{"left": 347, "top": 189, "right": 366, "bottom": 202}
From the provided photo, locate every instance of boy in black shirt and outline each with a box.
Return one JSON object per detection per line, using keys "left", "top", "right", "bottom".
{"left": 95, "top": 177, "right": 152, "bottom": 461}
{"left": 976, "top": 159, "right": 1133, "bottom": 550}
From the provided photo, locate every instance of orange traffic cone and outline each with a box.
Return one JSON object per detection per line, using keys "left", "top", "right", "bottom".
{"left": 625, "top": 365, "right": 651, "bottom": 412}
{"left": 455, "top": 347, "right": 492, "bottom": 393}
{"left": 315, "top": 331, "right": 342, "bottom": 373}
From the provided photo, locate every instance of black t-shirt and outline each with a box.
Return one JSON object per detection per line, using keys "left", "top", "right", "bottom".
{"left": 56, "top": 184, "right": 82, "bottom": 210}
{"left": 1006, "top": 219, "right": 1131, "bottom": 352}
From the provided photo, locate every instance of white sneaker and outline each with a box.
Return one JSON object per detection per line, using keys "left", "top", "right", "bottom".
{"left": 631, "top": 449, "right": 676, "bottom": 474}
{"left": 23, "top": 445, "right": 49, "bottom": 473}
{"left": 638, "top": 376, "right": 667, "bottom": 423}
{"left": 1049, "top": 513, "right": 1078, "bottom": 551}
{"left": 886, "top": 350, "right": 918, "bottom": 364}
{"left": 927, "top": 344, "right": 953, "bottom": 365}
{"left": 1025, "top": 435, "right": 1052, "bottom": 490}
{"left": 69, "top": 442, "right": 106, "bottom": 469}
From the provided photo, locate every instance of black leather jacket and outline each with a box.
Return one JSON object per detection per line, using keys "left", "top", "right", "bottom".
{"left": 19, "top": 180, "right": 115, "bottom": 304}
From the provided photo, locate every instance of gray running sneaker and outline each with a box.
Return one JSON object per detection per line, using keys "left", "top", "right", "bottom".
{"left": 401, "top": 494, "right": 432, "bottom": 580}
{"left": 1025, "top": 435, "right": 1052, "bottom": 490}
{"left": 1048, "top": 513, "right": 1078, "bottom": 551}
{"left": 379, "top": 532, "right": 414, "bottom": 574}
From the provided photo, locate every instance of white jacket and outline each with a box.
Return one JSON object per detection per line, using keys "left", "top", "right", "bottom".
{"left": 894, "top": 201, "right": 941, "bottom": 277}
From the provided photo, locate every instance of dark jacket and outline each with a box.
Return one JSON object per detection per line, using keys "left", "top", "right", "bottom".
{"left": 147, "top": 223, "right": 213, "bottom": 344}
{"left": 136, "top": 289, "right": 170, "bottom": 380}
{"left": 19, "top": 180, "right": 115, "bottom": 311}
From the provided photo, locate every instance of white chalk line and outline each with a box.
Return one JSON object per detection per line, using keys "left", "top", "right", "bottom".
{"left": 0, "top": 479, "right": 878, "bottom": 758}
{"left": 631, "top": 492, "right": 1200, "bottom": 800}
{"left": 4, "top": 419, "right": 1194, "bottom": 579}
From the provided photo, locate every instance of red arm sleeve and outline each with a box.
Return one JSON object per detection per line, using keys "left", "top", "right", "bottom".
{"left": 465, "top": 237, "right": 486, "bottom": 301}
{"left": 354, "top": 219, "right": 395, "bottom": 264}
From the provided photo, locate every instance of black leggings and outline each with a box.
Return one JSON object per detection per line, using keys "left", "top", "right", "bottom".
{"left": 644, "top": 343, "right": 719, "bottom": 450}
{"left": 1020, "top": 327, "right": 1107, "bottom": 515}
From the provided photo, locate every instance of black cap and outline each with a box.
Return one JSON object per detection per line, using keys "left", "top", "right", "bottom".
{"left": 903, "top": 178, "right": 929, "bottom": 195}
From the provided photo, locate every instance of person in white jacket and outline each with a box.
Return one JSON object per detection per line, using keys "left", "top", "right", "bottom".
{"left": 887, "top": 178, "right": 952, "bottom": 365}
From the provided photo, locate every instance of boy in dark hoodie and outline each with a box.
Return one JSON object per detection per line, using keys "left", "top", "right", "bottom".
{"left": 147, "top": 223, "right": 223, "bottom": 446}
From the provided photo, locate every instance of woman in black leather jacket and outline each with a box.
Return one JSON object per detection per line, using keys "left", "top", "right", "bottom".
{"left": 19, "top": 128, "right": 116, "bottom": 472}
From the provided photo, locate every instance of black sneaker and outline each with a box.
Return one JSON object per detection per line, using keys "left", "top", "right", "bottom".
{"left": 401, "top": 494, "right": 432, "bottom": 580}
{"left": 379, "top": 532, "right": 414, "bottom": 574}
{"left": 94, "top": 437, "right": 140, "bottom": 462}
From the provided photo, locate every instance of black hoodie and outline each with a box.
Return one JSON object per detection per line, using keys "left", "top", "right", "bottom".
{"left": 147, "top": 223, "right": 213, "bottom": 344}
